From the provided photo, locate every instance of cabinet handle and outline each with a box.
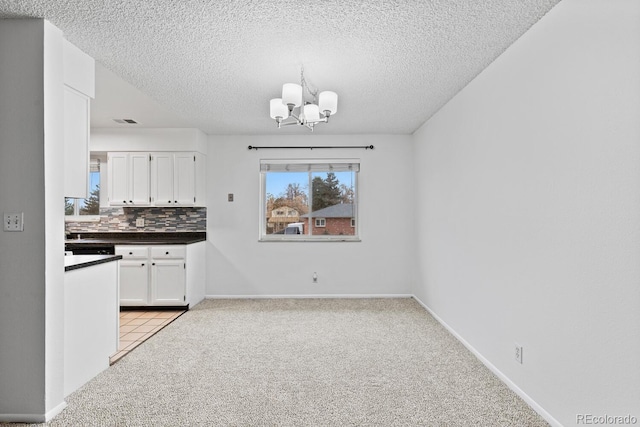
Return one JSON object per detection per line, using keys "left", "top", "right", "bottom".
{"left": 129, "top": 252, "right": 133, "bottom": 255}
{"left": 152, "top": 262, "right": 156, "bottom": 266}
{"left": 165, "top": 251, "right": 169, "bottom": 255}
{"left": 129, "top": 200, "right": 133, "bottom": 203}
{"left": 168, "top": 200, "right": 172, "bottom": 203}
{"left": 174, "top": 201, "right": 178, "bottom": 204}
{"left": 123, "top": 200, "right": 127, "bottom": 204}
{"left": 141, "top": 263, "right": 145, "bottom": 266}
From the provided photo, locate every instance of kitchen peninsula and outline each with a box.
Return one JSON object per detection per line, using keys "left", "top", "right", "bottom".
{"left": 64, "top": 253, "right": 121, "bottom": 397}
{"left": 65, "top": 232, "right": 206, "bottom": 309}
{"left": 64, "top": 254, "right": 122, "bottom": 271}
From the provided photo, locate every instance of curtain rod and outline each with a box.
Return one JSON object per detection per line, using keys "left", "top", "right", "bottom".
{"left": 248, "top": 145, "right": 374, "bottom": 151}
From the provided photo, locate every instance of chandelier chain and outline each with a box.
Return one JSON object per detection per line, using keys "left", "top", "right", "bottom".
{"left": 300, "top": 66, "right": 318, "bottom": 103}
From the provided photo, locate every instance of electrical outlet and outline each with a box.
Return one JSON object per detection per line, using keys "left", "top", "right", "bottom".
{"left": 136, "top": 218, "right": 145, "bottom": 227}
{"left": 515, "top": 343, "right": 523, "bottom": 364}
{"left": 3, "top": 212, "right": 24, "bottom": 232}
{"left": 312, "top": 272, "right": 318, "bottom": 283}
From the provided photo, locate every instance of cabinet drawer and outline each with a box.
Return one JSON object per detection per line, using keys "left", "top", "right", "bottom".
{"left": 115, "top": 246, "right": 149, "bottom": 259}
{"left": 150, "top": 246, "right": 186, "bottom": 259}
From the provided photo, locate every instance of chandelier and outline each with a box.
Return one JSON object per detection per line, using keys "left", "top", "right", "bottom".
{"left": 269, "top": 68, "right": 338, "bottom": 131}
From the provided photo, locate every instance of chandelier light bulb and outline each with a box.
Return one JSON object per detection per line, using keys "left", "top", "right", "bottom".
{"left": 319, "top": 91, "right": 338, "bottom": 116}
{"left": 304, "top": 104, "right": 320, "bottom": 122}
{"left": 282, "top": 83, "right": 302, "bottom": 108}
{"left": 269, "top": 98, "right": 288, "bottom": 119}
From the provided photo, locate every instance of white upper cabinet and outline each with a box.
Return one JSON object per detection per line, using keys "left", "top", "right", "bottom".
{"left": 150, "top": 153, "right": 175, "bottom": 206}
{"left": 63, "top": 39, "right": 94, "bottom": 198}
{"left": 63, "top": 87, "right": 90, "bottom": 198}
{"left": 130, "top": 153, "right": 151, "bottom": 205}
{"left": 139, "top": 152, "right": 205, "bottom": 207}
{"left": 108, "top": 153, "right": 128, "bottom": 205}
{"left": 174, "top": 153, "right": 197, "bottom": 205}
{"left": 108, "top": 152, "right": 150, "bottom": 206}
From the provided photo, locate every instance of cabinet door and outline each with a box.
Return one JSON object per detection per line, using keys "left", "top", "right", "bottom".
{"left": 174, "top": 153, "right": 196, "bottom": 206}
{"left": 150, "top": 260, "right": 185, "bottom": 306}
{"left": 129, "top": 153, "right": 150, "bottom": 205}
{"left": 63, "top": 86, "right": 90, "bottom": 198}
{"left": 150, "top": 153, "right": 174, "bottom": 206}
{"left": 119, "top": 260, "right": 149, "bottom": 306}
{"left": 108, "top": 153, "right": 129, "bottom": 206}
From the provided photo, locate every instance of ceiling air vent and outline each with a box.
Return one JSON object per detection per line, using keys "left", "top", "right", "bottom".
{"left": 113, "top": 118, "right": 138, "bottom": 124}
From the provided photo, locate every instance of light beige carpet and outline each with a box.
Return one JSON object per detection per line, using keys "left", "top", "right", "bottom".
{"left": 39, "top": 298, "right": 548, "bottom": 426}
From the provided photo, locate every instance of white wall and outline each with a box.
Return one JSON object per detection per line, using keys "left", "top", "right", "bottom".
{"left": 412, "top": 1, "right": 640, "bottom": 425}
{"left": 91, "top": 128, "right": 207, "bottom": 153}
{"left": 0, "top": 19, "right": 66, "bottom": 421}
{"left": 43, "top": 20, "right": 66, "bottom": 420}
{"left": 206, "top": 135, "right": 415, "bottom": 297}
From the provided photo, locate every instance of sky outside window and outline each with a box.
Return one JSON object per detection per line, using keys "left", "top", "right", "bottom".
{"left": 266, "top": 171, "right": 353, "bottom": 197}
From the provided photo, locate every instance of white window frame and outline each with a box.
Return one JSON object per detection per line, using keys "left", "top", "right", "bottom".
{"left": 315, "top": 218, "right": 326, "bottom": 227}
{"left": 65, "top": 158, "right": 102, "bottom": 222}
{"left": 259, "top": 158, "right": 360, "bottom": 242}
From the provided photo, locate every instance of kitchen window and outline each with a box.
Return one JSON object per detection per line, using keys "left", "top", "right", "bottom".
{"left": 65, "top": 159, "right": 101, "bottom": 221}
{"left": 260, "top": 159, "right": 359, "bottom": 241}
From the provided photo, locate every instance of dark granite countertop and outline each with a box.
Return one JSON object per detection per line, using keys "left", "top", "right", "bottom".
{"left": 64, "top": 254, "right": 123, "bottom": 272}
{"left": 65, "top": 232, "right": 206, "bottom": 249}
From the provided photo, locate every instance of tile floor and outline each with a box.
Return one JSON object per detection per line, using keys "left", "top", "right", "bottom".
{"left": 110, "top": 309, "right": 185, "bottom": 364}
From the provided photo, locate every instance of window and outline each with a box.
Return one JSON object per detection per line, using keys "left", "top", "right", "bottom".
{"left": 65, "top": 159, "right": 101, "bottom": 221}
{"left": 260, "top": 159, "right": 359, "bottom": 241}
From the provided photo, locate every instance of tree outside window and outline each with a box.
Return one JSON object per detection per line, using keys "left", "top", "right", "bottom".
{"left": 261, "top": 160, "right": 359, "bottom": 241}
{"left": 65, "top": 167, "right": 100, "bottom": 219}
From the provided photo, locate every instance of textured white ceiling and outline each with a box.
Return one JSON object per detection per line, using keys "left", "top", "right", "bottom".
{"left": 0, "top": 0, "right": 560, "bottom": 135}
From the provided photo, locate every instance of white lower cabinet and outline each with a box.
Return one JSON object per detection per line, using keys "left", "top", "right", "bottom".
{"left": 150, "top": 246, "right": 186, "bottom": 305}
{"left": 116, "top": 245, "right": 186, "bottom": 307}
{"left": 119, "top": 265, "right": 149, "bottom": 306}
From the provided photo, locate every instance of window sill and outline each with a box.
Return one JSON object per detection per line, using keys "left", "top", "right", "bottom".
{"left": 259, "top": 236, "right": 361, "bottom": 242}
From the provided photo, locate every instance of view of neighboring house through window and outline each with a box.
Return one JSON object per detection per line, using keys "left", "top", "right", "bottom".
{"left": 260, "top": 159, "right": 359, "bottom": 240}
{"left": 65, "top": 159, "right": 100, "bottom": 219}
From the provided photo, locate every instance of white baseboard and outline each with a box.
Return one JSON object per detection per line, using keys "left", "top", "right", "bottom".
{"left": 0, "top": 401, "right": 66, "bottom": 424}
{"left": 205, "top": 294, "right": 413, "bottom": 300}
{"left": 46, "top": 401, "right": 67, "bottom": 422}
{"left": 411, "top": 295, "right": 562, "bottom": 427}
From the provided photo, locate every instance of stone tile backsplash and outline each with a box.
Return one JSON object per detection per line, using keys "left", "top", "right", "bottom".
{"left": 65, "top": 207, "right": 206, "bottom": 233}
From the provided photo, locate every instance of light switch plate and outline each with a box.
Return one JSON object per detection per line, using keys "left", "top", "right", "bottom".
{"left": 136, "top": 218, "right": 145, "bottom": 227}
{"left": 4, "top": 212, "right": 24, "bottom": 232}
